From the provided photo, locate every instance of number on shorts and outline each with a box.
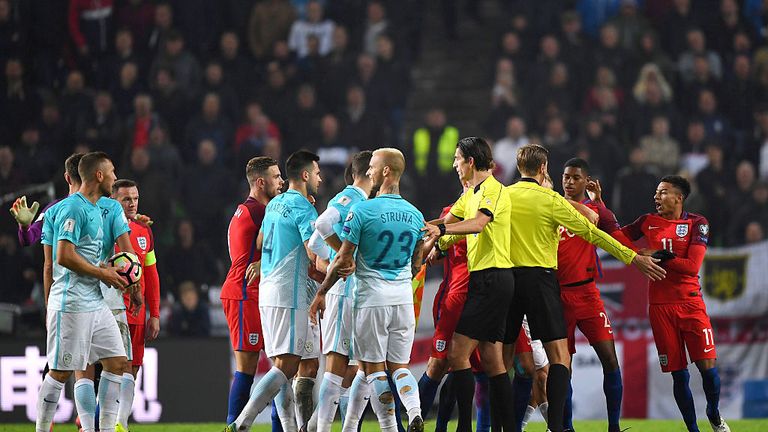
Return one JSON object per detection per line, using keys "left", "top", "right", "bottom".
{"left": 703, "top": 328, "right": 714, "bottom": 346}
{"left": 599, "top": 312, "right": 613, "bottom": 334}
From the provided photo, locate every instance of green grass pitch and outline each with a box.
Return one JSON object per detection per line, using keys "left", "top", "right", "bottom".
{"left": 5, "top": 420, "right": 768, "bottom": 431}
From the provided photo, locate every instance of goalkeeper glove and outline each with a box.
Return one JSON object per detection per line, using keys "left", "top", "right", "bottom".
{"left": 9, "top": 196, "right": 40, "bottom": 227}
{"left": 651, "top": 249, "right": 675, "bottom": 263}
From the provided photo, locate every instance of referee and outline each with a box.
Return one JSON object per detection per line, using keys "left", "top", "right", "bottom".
{"left": 423, "top": 136, "right": 515, "bottom": 432}
{"left": 506, "top": 144, "right": 666, "bottom": 432}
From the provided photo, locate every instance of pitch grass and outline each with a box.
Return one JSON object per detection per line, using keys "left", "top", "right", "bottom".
{"left": 5, "top": 420, "right": 768, "bottom": 431}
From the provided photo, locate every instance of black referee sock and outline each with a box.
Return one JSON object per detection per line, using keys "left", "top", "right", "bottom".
{"left": 488, "top": 372, "right": 515, "bottom": 432}
{"left": 453, "top": 368, "right": 475, "bottom": 432}
{"left": 546, "top": 364, "right": 570, "bottom": 432}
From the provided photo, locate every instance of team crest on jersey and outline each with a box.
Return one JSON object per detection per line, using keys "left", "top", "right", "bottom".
{"left": 435, "top": 340, "right": 447, "bottom": 352}
{"left": 703, "top": 255, "right": 747, "bottom": 301}
{"left": 249, "top": 333, "right": 259, "bottom": 345}
{"left": 658, "top": 354, "right": 668, "bottom": 367}
{"left": 137, "top": 236, "right": 148, "bottom": 250}
{"left": 675, "top": 224, "right": 689, "bottom": 237}
{"left": 305, "top": 340, "right": 314, "bottom": 353}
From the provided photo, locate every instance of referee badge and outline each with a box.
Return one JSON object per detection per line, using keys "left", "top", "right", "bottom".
{"left": 435, "top": 340, "right": 447, "bottom": 352}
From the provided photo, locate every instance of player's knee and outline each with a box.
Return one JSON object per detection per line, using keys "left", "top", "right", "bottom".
{"left": 48, "top": 370, "right": 71, "bottom": 383}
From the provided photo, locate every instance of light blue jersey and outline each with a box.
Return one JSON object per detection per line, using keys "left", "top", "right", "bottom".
{"left": 342, "top": 194, "right": 424, "bottom": 308}
{"left": 42, "top": 193, "right": 107, "bottom": 313}
{"left": 259, "top": 190, "right": 318, "bottom": 309}
{"left": 327, "top": 185, "right": 367, "bottom": 297}
{"left": 97, "top": 197, "right": 130, "bottom": 310}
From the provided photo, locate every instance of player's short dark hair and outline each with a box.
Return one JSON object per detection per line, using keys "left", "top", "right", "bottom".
{"left": 78, "top": 152, "right": 111, "bottom": 181}
{"left": 286, "top": 150, "right": 320, "bottom": 181}
{"left": 457, "top": 137, "right": 494, "bottom": 171}
{"left": 350, "top": 150, "right": 372, "bottom": 179}
{"left": 517, "top": 144, "right": 549, "bottom": 176}
{"left": 64, "top": 153, "right": 84, "bottom": 184}
{"left": 564, "top": 158, "right": 590, "bottom": 175}
{"left": 660, "top": 175, "right": 691, "bottom": 200}
{"left": 112, "top": 179, "right": 137, "bottom": 194}
{"left": 246, "top": 156, "right": 278, "bottom": 184}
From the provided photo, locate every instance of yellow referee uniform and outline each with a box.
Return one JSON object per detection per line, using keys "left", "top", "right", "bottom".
{"left": 505, "top": 178, "right": 637, "bottom": 343}
{"left": 437, "top": 175, "right": 516, "bottom": 343}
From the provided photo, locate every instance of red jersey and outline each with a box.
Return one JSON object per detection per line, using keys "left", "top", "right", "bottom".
{"left": 621, "top": 212, "right": 709, "bottom": 304}
{"left": 120, "top": 220, "right": 160, "bottom": 325}
{"left": 221, "top": 197, "right": 266, "bottom": 300}
{"left": 556, "top": 200, "right": 622, "bottom": 287}
{"left": 436, "top": 206, "right": 469, "bottom": 299}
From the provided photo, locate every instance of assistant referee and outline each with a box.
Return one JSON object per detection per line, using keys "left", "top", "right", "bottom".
{"left": 506, "top": 144, "right": 666, "bottom": 432}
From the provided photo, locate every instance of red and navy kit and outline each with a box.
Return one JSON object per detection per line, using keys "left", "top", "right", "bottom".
{"left": 432, "top": 206, "right": 470, "bottom": 359}
{"left": 221, "top": 197, "right": 266, "bottom": 352}
{"left": 557, "top": 200, "right": 627, "bottom": 354}
{"left": 119, "top": 220, "right": 160, "bottom": 366}
{"left": 621, "top": 212, "right": 716, "bottom": 372}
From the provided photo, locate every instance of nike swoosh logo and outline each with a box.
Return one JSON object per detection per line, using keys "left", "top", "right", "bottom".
{"left": 363, "top": 397, "right": 371, "bottom": 401}
{"left": 704, "top": 347, "right": 715, "bottom": 353}
{"left": 648, "top": 226, "right": 659, "bottom": 230}
{"left": 43, "top": 398, "right": 56, "bottom": 404}
{"left": 333, "top": 401, "right": 340, "bottom": 405}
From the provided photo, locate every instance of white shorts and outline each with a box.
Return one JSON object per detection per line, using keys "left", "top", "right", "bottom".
{"left": 523, "top": 317, "right": 548, "bottom": 370}
{"left": 112, "top": 310, "right": 132, "bottom": 362}
{"left": 351, "top": 305, "right": 415, "bottom": 364}
{"left": 261, "top": 306, "right": 319, "bottom": 358}
{"left": 321, "top": 293, "right": 354, "bottom": 357}
{"left": 46, "top": 307, "right": 127, "bottom": 371}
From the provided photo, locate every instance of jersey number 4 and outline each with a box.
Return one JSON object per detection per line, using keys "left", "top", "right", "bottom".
{"left": 374, "top": 230, "right": 414, "bottom": 269}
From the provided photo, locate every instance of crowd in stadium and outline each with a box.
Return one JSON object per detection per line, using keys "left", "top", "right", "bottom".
{"left": 1, "top": 0, "right": 768, "bottom": 337}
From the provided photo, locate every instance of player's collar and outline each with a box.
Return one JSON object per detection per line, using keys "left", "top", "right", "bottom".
{"left": 377, "top": 193, "right": 401, "bottom": 199}
{"left": 518, "top": 177, "right": 539, "bottom": 185}
{"left": 350, "top": 185, "right": 368, "bottom": 200}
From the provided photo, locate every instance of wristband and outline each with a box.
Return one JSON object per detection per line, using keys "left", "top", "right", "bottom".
{"left": 438, "top": 223, "right": 446, "bottom": 236}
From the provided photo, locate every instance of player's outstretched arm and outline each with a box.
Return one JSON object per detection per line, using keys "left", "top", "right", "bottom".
{"left": 57, "top": 240, "right": 127, "bottom": 290}
{"left": 567, "top": 199, "right": 599, "bottom": 225}
{"left": 423, "top": 210, "right": 492, "bottom": 239}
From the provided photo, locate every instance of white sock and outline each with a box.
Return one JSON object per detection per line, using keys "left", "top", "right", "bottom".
{"left": 339, "top": 385, "right": 350, "bottom": 423}
{"left": 74, "top": 378, "right": 97, "bottom": 432}
{"left": 98, "top": 371, "right": 123, "bottom": 432}
{"left": 368, "top": 371, "right": 398, "bottom": 432}
{"left": 391, "top": 367, "right": 421, "bottom": 422}
{"left": 293, "top": 377, "right": 316, "bottom": 429}
{"left": 117, "top": 372, "right": 135, "bottom": 428}
{"left": 317, "top": 372, "right": 343, "bottom": 432}
{"left": 539, "top": 401, "right": 549, "bottom": 422}
{"left": 521, "top": 405, "right": 535, "bottom": 430}
{"left": 36, "top": 375, "right": 64, "bottom": 432}
{"left": 306, "top": 408, "right": 318, "bottom": 432}
{"left": 234, "top": 367, "right": 288, "bottom": 430}
{"left": 341, "top": 370, "right": 371, "bottom": 432}
{"left": 276, "top": 380, "right": 298, "bottom": 432}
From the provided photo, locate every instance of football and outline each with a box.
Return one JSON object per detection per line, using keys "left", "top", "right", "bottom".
{"left": 108, "top": 251, "right": 142, "bottom": 286}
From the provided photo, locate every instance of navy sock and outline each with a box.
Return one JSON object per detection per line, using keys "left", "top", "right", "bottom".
{"left": 563, "top": 381, "right": 573, "bottom": 430}
{"left": 701, "top": 367, "right": 722, "bottom": 424}
{"left": 672, "top": 370, "right": 699, "bottom": 432}
{"left": 435, "top": 372, "right": 455, "bottom": 432}
{"left": 227, "top": 371, "right": 254, "bottom": 424}
{"left": 418, "top": 372, "right": 441, "bottom": 417}
{"left": 474, "top": 372, "right": 491, "bottom": 432}
{"left": 513, "top": 374, "right": 533, "bottom": 432}
{"left": 271, "top": 400, "right": 283, "bottom": 432}
{"left": 604, "top": 369, "right": 623, "bottom": 428}
{"left": 388, "top": 372, "right": 407, "bottom": 432}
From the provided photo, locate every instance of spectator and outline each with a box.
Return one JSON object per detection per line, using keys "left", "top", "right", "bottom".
{"left": 124, "top": 94, "right": 162, "bottom": 154}
{"left": 163, "top": 220, "right": 220, "bottom": 293}
{"left": 150, "top": 67, "right": 188, "bottom": 146}
{"left": 173, "top": 0, "right": 222, "bottom": 56}
{"left": 117, "top": 0, "right": 155, "bottom": 50}
{"left": 256, "top": 62, "right": 292, "bottom": 127}
{"left": 542, "top": 115, "right": 574, "bottom": 184}
{"left": 576, "top": 116, "right": 624, "bottom": 192}
{"left": 216, "top": 31, "right": 253, "bottom": 93}
{"left": 150, "top": 30, "right": 202, "bottom": 96}
{"left": 612, "top": 147, "right": 659, "bottom": 223}
{"left": 530, "top": 34, "right": 561, "bottom": 86}
{"left": 486, "top": 58, "right": 522, "bottom": 139}
{"left": 247, "top": 0, "right": 296, "bottom": 60}
{"left": 111, "top": 61, "right": 144, "bottom": 117}
{"left": 660, "top": 0, "right": 705, "bottom": 58}
{"left": 316, "top": 113, "right": 350, "bottom": 177}
{"left": 0, "top": 59, "right": 41, "bottom": 142}
{"left": 68, "top": 0, "right": 114, "bottom": 60}
{"left": 147, "top": 2, "right": 173, "bottom": 55}
{"left": 234, "top": 101, "right": 282, "bottom": 167}
{"left": 376, "top": 33, "right": 409, "bottom": 144}
{"left": 146, "top": 125, "right": 183, "bottom": 183}
{"left": 408, "top": 107, "right": 459, "bottom": 219}
{"left": 678, "top": 28, "right": 723, "bottom": 83}
{"left": 0, "top": 233, "right": 35, "bottom": 304}
{"left": 559, "top": 10, "right": 593, "bottom": 96}
{"left": 288, "top": 0, "right": 335, "bottom": 58}
{"left": 606, "top": 0, "right": 651, "bottom": 51}
{"left": 696, "top": 143, "right": 733, "bottom": 245}
{"left": 168, "top": 281, "right": 211, "bottom": 337}
{"left": 493, "top": 116, "right": 529, "bottom": 184}
{"left": 728, "top": 160, "right": 758, "bottom": 211}
{"left": 0, "top": 0, "right": 25, "bottom": 64}
{"left": 723, "top": 54, "right": 755, "bottom": 134}
{"left": 200, "top": 61, "right": 240, "bottom": 124}
{"left": 0, "top": 146, "right": 25, "bottom": 195}
{"left": 745, "top": 221, "right": 765, "bottom": 244}
{"left": 14, "top": 125, "right": 57, "bottom": 184}
{"left": 679, "top": 118, "right": 710, "bottom": 176}
{"left": 101, "top": 28, "right": 146, "bottom": 89}
{"left": 363, "top": 1, "right": 388, "bottom": 56}
{"left": 593, "top": 23, "right": 632, "bottom": 87}
{"left": 59, "top": 70, "right": 92, "bottom": 128}
{"left": 630, "top": 64, "right": 679, "bottom": 140}
{"left": 184, "top": 93, "right": 234, "bottom": 162}
{"left": 318, "top": 26, "right": 356, "bottom": 112}
{"left": 680, "top": 54, "right": 721, "bottom": 114}
{"left": 38, "top": 103, "right": 67, "bottom": 161}
{"left": 283, "top": 84, "right": 324, "bottom": 155}
{"left": 696, "top": 89, "right": 731, "bottom": 141}
{"left": 583, "top": 65, "right": 625, "bottom": 113}
{"left": 354, "top": 53, "right": 389, "bottom": 115}
{"left": 497, "top": 32, "right": 528, "bottom": 82}
{"left": 75, "top": 91, "right": 123, "bottom": 157}
{"left": 121, "top": 147, "right": 176, "bottom": 228}
{"left": 338, "top": 84, "right": 387, "bottom": 152}
{"left": 639, "top": 115, "right": 681, "bottom": 175}
{"left": 630, "top": 30, "right": 675, "bottom": 82}
{"left": 706, "top": 0, "right": 757, "bottom": 56}
{"left": 729, "top": 181, "right": 768, "bottom": 245}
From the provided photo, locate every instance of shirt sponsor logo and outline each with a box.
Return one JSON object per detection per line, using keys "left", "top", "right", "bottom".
{"left": 676, "top": 224, "right": 689, "bottom": 237}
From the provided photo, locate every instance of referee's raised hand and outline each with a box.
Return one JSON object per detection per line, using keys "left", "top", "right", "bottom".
{"left": 631, "top": 254, "right": 667, "bottom": 281}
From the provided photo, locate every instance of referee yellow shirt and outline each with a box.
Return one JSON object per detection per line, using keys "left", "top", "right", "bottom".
{"left": 506, "top": 179, "right": 637, "bottom": 268}
{"left": 440, "top": 175, "right": 513, "bottom": 272}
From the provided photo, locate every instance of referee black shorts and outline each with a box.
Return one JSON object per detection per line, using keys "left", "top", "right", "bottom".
{"left": 505, "top": 267, "right": 566, "bottom": 344}
{"left": 454, "top": 267, "right": 515, "bottom": 343}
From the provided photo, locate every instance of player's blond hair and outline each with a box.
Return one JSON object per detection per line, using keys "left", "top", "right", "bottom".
{"left": 373, "top": 148, "right": 405, "bottom": 177}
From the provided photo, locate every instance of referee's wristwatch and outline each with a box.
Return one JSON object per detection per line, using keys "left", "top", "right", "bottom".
{"left": 437, "top": 223, "right": 447, "bottom": 236}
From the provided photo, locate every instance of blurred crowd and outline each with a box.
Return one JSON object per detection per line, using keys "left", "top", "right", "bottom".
{"left": 1, "top": 0, "right": 768, "bottom": 335}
